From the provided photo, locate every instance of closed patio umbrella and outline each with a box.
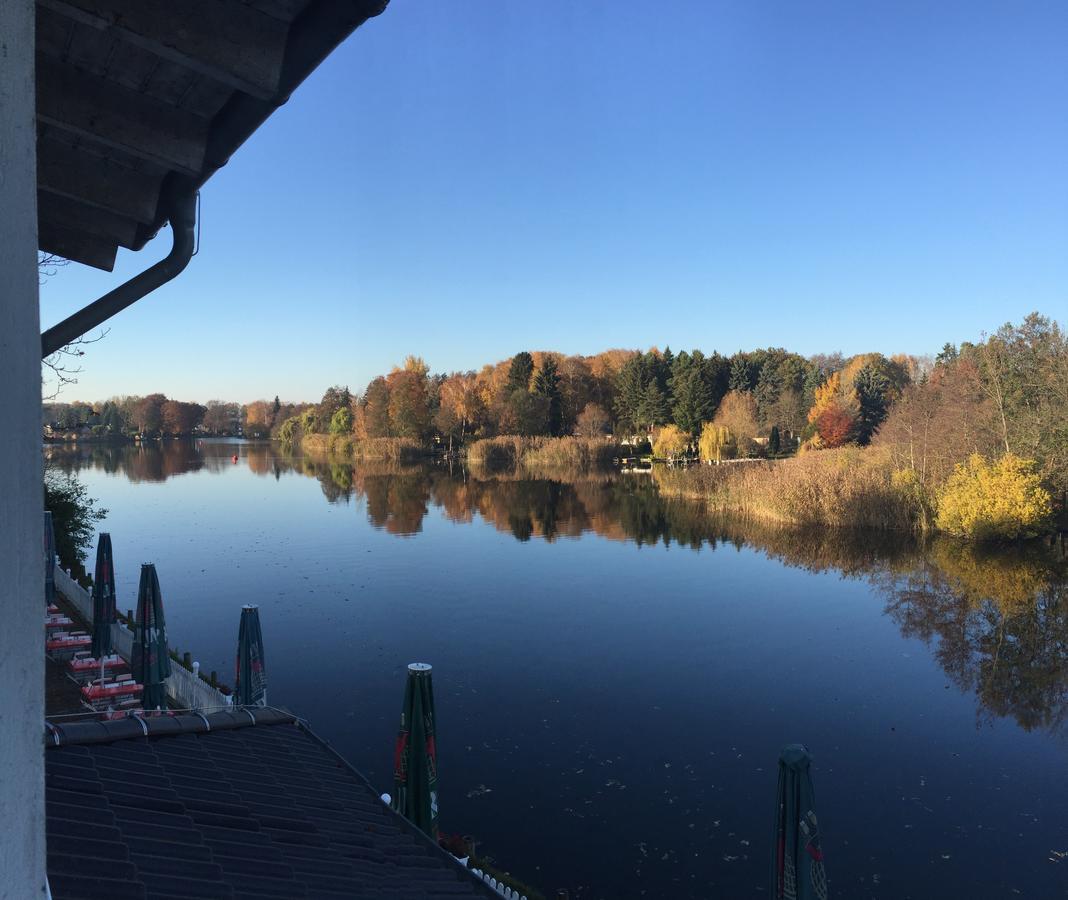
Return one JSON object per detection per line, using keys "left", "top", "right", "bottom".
{"left": 234, "top": 605, "right": 267, "bottom": 706}
{"left": 391, "top": 662, "right": 439, "bottom": 839}
{"left": 44, "top": 510, "right": 56, "bottom": 604}
{"left": 90, "top": 534, "right": 116, "bottom": 661}
{"left": 772, "top": 744, "right": 828, "bottom": 900}
{"left": 131, "top": 564, "right": 171, "bottom": 710}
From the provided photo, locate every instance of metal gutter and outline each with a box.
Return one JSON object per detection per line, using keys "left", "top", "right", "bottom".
{"left": 40, "top": 177, "right": 196, "bottom": 358}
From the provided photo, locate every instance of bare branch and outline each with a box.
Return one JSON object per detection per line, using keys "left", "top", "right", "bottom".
{"left": 38, "top": 251, "right": 69, "bottom": 284}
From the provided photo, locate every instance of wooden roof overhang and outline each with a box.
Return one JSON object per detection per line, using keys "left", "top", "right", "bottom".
{"left": 36, "top": 0, "right": 387, "bottom": 352}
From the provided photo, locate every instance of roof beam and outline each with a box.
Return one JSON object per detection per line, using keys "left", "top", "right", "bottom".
{"left": 38, "top": 0, "right": 289, "bottom": 100}
{"left": 37, "top": 136, "right": 162, "bottom": 223}
{"left": 36, "top": 55, "right": 208, "bottom": 173}
{"left": 38, "top": 223, "right": 118, "bottom": 272}
{"left": 38, "top": 192, "right": 139, "bottom": 249}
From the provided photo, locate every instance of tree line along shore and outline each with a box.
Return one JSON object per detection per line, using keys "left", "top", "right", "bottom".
{"left": 44, "top": 313, "right": 1066, "bottom": 541}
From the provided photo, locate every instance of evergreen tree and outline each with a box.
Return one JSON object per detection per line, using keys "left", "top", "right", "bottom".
{"left": 729, "top": 354, "right": 754, "bottom": 392}
{"left": 769, "top": 424, "right": 781, "bottom": 454}
{"left": 936, "top": 343, "right": 959, "bottom": 367}
{"left": 614, "top": 355, "right": 647, "bottom": 434}
{"left": 670, "top": 364, "right": 714, "bottom": 435}
{"left": 704, "top": 352, "right": 732, "bottom": 410}
{"left": 661, "top": 346, "right": 675, "bottom": 379}
{"left": 507, "top": 352, "right": 535, "bottom": 393}
{"left": 637, "top": 380, "right": 669, "bottom": 431}
{"left": 854, "top": 363, "right": 891, "bottom": 444}
{"left": 532, "top": 356, "right": 563, "bottom": 435}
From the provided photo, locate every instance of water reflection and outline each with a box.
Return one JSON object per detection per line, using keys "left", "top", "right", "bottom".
{"left": 47, "top": 439, "right": 1068, "bottom": 737}
{"left": 878, "top": 544, "right": 1068, "bottom": 734}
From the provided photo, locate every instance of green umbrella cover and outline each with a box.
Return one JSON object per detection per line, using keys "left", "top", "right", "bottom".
{"left": 391, "top": 662, "right": 439, "bottom": 839}
{"left": 90, "top": 533, "right": 117, "bottom": 660}
{"left": 234, "top": 605, "right": 267, "bottom": 706}
{"left": 131, "top": 563, "right": 171, "bottom": 710}
{"left": 772, "top": 744, "right": 828, "bottom": 900}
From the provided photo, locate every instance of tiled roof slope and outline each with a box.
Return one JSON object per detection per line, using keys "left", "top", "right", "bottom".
{"left": 45, "top": 709, "right": 497, "bottom": 899}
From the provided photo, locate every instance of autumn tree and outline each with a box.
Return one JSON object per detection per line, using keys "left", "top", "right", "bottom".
{"left": 433, "top": 400, "right": 463, "bottom": 451}
{"left": 805, "top": 370, "right": 858, "bottom": 448}
{"left": 814, "top": 405, "right": 855, "bottom": 448}
{"left": 574, "top": 403, "right": 611, "bottom": 438}
{"left": 244, "top": 400, "right": 272, "bottom": 437}
{"left": 699, "top": 422, "right": 733, "bottom": 462}
{"left": 203, "top": 401, "right": 239, "bottom": 435}
{"left": 653, "top": 425, "right": 689, "bottom": 460}
{"left": 557, "top": 356, "right": 597, "bottom": 435}
{"left": 713, "top": 391, "right": 760, "bottom": 456}
{"left": 358, "top": 377, "right": 391, "bottom": 439}
{"left": 438, "top": 373, "right": 484, "bottom": 441}
{"left": 161, "top": 400, "right": 204, "bottom": 435}
{"left": 387, "top": 364, "right": 430, "bottom": 440}
{"left": 135, "top": 394, "right": 167, "bottom": 435}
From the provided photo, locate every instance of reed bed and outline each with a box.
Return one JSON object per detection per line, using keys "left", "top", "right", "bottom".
{"left": 653, "top": 448, "right": 922, "bottom": 531}
{"left": 466, "top": 436, "right": 619, "bottom": 473}
{"left": 349, "top": 437, "right": 427, "bottom": 462}
{"left": 301, "top": 434, "right": 427, "bottom": 462}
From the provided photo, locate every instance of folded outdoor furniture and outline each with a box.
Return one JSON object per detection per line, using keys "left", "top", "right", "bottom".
{"left": 68, "top": 654, "right": 127, "bottom": 684}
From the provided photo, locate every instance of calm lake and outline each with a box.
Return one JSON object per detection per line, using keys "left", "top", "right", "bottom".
{"left": 46, "top": 439, "right": 1068, "bottom": 899}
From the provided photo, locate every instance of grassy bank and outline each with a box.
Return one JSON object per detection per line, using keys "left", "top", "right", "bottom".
{"left": 466, "top": 435, "right": 619, "bottom": 474}
{"left": 653, "top": 448, "right": 924, "bottom": 532}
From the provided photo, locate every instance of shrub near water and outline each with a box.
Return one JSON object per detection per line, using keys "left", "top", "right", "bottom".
{"left": 935, "top": 453, "right": 1053, "bottom": 541}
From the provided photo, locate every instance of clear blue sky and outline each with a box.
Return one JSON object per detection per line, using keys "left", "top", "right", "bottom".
{"left": 41, "top": 0, "right": 1068, "bottom": 404}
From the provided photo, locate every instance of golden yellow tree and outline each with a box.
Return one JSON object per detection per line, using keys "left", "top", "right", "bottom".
{"left": 713, "top": 390, "right": 759, "bottom": 456}
{"left": 653, "top": 424, "right": 689, "bottom": 459}
{"left": 698, "top": 422, "right": 733, "bottom": 462}
{"left": 807, "top": 372, "right": 842, "bottom": 424}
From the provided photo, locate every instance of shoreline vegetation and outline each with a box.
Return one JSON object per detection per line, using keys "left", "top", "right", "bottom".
{"left": 45, "top": 312, "right": 1066, "bottom": 543}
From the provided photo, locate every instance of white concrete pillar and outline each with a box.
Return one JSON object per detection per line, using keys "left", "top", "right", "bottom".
{"left": 0, "top": 2, "right": 46, "bottom": 896}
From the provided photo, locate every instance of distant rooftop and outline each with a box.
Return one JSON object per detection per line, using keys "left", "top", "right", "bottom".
{"left": 45, "top": 707, "right": 499, "bottom": 899}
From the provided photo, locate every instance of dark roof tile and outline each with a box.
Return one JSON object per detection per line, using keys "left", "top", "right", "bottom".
{"left": 48, "top": 872, "right": 147, "bottom": 900}
{"left": 48, "top": 852, "right": 140, "bottom": 880}
{"left": 128, "top": 854, "right": 224, "bottom": 882}
{"left": 46, "top": 718, "right": 500, "bottom": 899}
{"left": 136, "top": 872, "right": 235, "bottom": 899}
{"left": 124, "top": 836, "right": 213, "bottom": 862}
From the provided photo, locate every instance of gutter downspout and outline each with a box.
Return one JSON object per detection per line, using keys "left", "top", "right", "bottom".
{"left": 40, "top": 180, "right": 197, "bottom": 359}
